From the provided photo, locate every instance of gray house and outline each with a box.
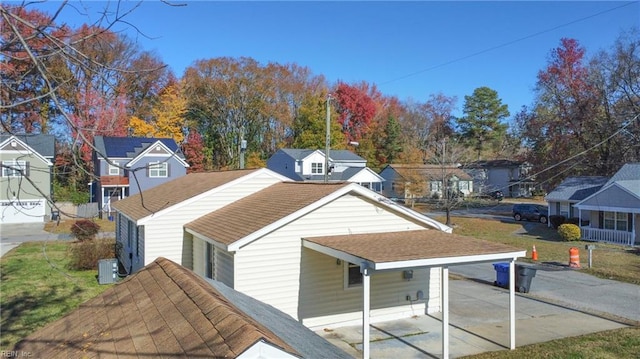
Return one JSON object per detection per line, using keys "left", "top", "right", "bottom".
{"left": 93, "top": 136, "right": 188, "bottom": 216}
{"left": 574, "top": 163, "right": 640, "bottom": 246}
{"left": 463, "top": 159, "right": 535, "bottom": 197}
{"left": 0, "top": 134, "right": 55, "bottom": 223}
{"left": 545, "top": 176, "right": 609, "bottom": 221}
{"left": 379, "top": 164, "right": 474, "bottom": 201}
{"left": 266, "top": 148, "right": 384, "bottom": 192}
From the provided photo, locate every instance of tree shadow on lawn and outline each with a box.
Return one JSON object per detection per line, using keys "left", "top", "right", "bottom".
{"left": 497, "top": 218, "right": 564, "bottom": 242}
{"left": 0, "top": 284, "right": 84, "bottom": 349}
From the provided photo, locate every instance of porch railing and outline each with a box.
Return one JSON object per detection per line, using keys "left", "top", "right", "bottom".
{"left": 581, "top": 227, "right": 635, "bottom": 246}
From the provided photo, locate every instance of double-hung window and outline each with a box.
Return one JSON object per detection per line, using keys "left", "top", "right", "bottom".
{"left": 2, "top": 160, "right": 27, "bottom": 177}
{"left": 108, "top": 161, "right": 119, "bottom": 175}
{"left": 311, "top": 162, "right": 323, "bottom": 174}
{"left": 149, "top": 161, "right": 168, "bottom": 178}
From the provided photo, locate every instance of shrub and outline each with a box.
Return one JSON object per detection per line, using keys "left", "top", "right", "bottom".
{"left": 68, "top": 238, "right": 116, "bottom": 270}
{"left": 70, "top": 220, "right": 101, "bottom": 241}
{"left": 566, "top": 217, "right": 580, "bottom": 225}
{"left": 549, "top": 215, "right": 566, "bottom": 229}
{"left": 558, "top": 223, "right": 581, "bottom": 241}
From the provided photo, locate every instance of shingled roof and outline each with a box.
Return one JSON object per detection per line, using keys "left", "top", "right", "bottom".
{"left": 13, "top": 258, "right": 349, "bottom": 358}
{"left": 185, "top": 182, "right": 351, "bottom": 247}
{"left": 112, "top": 169, "right": 260, "bottom": 221}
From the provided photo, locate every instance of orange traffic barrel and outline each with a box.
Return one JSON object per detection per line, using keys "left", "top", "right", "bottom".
{"left": 569, "top": 247, "right": 580, "bottom": 268}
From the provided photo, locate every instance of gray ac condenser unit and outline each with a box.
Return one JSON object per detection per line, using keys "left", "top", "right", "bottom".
{"left": 98, "top": 258, "right": 119, "bottom": 284}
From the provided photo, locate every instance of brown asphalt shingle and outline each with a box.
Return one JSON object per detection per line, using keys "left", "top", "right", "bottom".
{"left": 112, "top": 169, "right": 260, "bottom": 221}
{"left": 14, "top": 258, "right": 299, "bottom": 358}
{"left": 304, "top": 229, "right": 524, "bottom": 263}
{"left": 185, "top": 182, "right": 351, "bottom": 246}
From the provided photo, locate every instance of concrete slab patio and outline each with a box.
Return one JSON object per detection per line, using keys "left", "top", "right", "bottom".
{"left": 317, "top": 278, "right": 629, "bottom": 358}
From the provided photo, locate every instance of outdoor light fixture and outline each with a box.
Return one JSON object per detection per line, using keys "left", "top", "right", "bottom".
{"left": 403, "top": 270, "right": 414, "bottom": 280}
{"left": 336, "top": 259, "right": 342, "bottom": 265}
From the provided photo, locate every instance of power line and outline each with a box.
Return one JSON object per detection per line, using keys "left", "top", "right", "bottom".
{"left": 379, "top": 2, "right": 636, "bottom": 86}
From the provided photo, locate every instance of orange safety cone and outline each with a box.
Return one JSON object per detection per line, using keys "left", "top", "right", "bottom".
{"left": 532, "top": 245, "right": 538, "bottom": 261}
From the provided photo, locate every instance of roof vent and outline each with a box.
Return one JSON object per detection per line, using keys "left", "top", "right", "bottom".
{"left": 10, "top": 140, "right": 17, "bottom": 147}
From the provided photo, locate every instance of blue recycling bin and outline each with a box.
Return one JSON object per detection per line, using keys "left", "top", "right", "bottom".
{"left": 493, "top": 262, "right": 510, "bottom": 288}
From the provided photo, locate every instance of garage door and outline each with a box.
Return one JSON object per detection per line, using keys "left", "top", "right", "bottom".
{"left": 0, "top": 199, "right": 46, "bottom": 223}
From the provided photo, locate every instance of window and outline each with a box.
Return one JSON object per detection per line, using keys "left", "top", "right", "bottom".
{"left": 205, "top": 242, "right": 215, "bottom": 279}
{"left": 603, "top": 211, "right": 629, "bottom": 231}
{"left": 108, "top": 161, "right": 119, "bottom": 175}
{"left": 149, "top": 162, "right": 168, "bottom": 178}
{"left": 346, "top": 262, "right": 363, "bottom": 288}
{"left": 311, "top": 162, "right": 323, "bottom": 174}
{"left": 2, "top": 160, "right": 27, "bottom": 177}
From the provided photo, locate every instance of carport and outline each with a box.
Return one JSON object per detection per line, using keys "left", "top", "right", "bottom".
{"left": 303, "top": 229, "right": 526, "bottom": 359}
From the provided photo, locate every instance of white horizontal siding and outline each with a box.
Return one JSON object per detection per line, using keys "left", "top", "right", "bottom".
{"left": 141, "top": 174, "right": 281, "bottom": 268}
{"left": 234, "top": 194, "right": 442, "bottom": 326}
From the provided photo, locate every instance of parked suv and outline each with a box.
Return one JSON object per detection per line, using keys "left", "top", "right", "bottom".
{"left": 512, "top": 204, "right": 548, "bottom": 224}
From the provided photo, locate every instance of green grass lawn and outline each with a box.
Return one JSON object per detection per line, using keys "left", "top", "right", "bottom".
{"left": 0, "top": 241, "right": 112, "bottom": 350}
{"left": 1, "top": 215, "right": 638, "bottom": 355}
{"left": 441, "top": 216, "right": 640, "bottom": 285}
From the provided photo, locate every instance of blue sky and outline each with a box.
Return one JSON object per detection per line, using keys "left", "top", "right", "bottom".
{"left": 31, "top": 1, "right": 640, "bottom": 118}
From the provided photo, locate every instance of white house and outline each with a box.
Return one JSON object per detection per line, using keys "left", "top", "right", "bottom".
{"left": 266, "top": 148, "right": 384, "bottom": 192}
{"left": 111, "top": 168, "right": 289, "bottom": 274}
{"left": 379, "top": 164, "right": 474, "bottom": 200}
{"left": 114, "top": 171, "right": 526, "bottom": 358}
{"left": 575, "top": 163, "right": 640, "bottom": 246}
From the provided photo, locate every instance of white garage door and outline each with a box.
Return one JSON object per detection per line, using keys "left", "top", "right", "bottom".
{"left": 0, "top": 199, "right": 46, "bottom": 223}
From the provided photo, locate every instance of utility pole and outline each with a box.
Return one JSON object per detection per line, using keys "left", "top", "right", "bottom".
{"left": 239, "top": 126, "right": 247, "bottom": 169}
{"left": 324, "top": 94, "right": 332, "bottom": 183}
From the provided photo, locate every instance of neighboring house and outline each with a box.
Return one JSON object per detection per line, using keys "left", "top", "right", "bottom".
{"left": 266, "top": 148, "right": 384, "bottom": 192}
{"left": 463, "top": 159, "right": 535, "bottom": 197}
{"left": 545, "top": 176, "right": 608, "bottom": 222}
{"left": 14, "top": 257, "right": 351, "bottom": 359}
{"left": 0, "top": 134, "right": 55, "bottom": 223}
{"left": 379, "top": 164, "right": 474, "bottom": 201}
{"left": 575, "top": 163, "right": 640, "bottom": 246}
{"left": 93, "top": 136, "right": 189, "bottom": 215}
{"left": 112, "top": 168, "right": 289, "bottom": 274}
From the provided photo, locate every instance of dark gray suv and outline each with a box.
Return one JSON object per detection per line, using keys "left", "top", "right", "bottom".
{"left": 512, "top": 204, "right": 548, "bottom": 224}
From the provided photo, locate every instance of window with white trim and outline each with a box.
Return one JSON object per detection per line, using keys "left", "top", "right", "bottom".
{"left": 205, "top": 242, "right": 215, "bottom": 279}
{"left": 603, "top": 211, "right": 629, "bottom": 231}
{"left": 311, "top": 162, "right": 323, "bottom": 174}
{"left": 149, "top": 161, "right": 168, "bottom": 178}
{"left": 108, "top": 161, "right": 119, "bottom": 175}
{"left": 2, "top": 160, "right": 27, "bottom": 177}
{"left": 345, "top": 262, "right": 363, "bottom": 288}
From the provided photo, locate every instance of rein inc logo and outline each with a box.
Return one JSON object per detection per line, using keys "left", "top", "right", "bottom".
{"left": 1, "top": 352, "right": 32, "bottom": 358}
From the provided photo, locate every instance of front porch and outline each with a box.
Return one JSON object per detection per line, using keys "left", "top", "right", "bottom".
{"left": 581, "top": 227, "right": 636, "bottom": 246}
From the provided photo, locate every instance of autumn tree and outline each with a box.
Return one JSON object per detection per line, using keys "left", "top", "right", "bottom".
{"left": 181, "top": 129, "right": 205, "bottom": 173}
{"left": 334, "top": 82, "right": 377, "bottom": 144}
{"left": 291, "top": 92, "right": 345, "bottom": 150}
{"left": 128, "top": 81, "right": 187, "bottom": 142}
{"left": 518, "top": 35, "right": 639, "bottom": 189}
{"left": 457, "top": 87, "right": 509, "bottom": 160}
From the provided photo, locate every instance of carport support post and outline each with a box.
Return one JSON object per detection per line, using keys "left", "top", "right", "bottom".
{"left": 509, "top": 260, "right": 516, "bottom": 350}
{"left": 362, "top": 266, "right": 371, "bottom": 359}
{"left": 442, "top": 265, "right": 450, "bottom": 359}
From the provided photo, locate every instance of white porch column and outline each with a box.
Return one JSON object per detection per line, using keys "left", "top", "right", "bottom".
{"left": 442, "top": 265, "right": 449, "bottom": 359}
{"left": 509, "top": 260, "right": 516, "bottom": 349}
{"left": 362, "top": 266, "right": 371, "bottom": 359}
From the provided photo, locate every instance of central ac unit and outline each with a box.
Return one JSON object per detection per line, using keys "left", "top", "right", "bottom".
{"left": 98, "top": 258, "right": 119, "bottom": 284}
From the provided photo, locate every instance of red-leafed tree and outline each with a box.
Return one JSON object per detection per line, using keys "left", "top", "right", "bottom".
{"left": 182, "top": 129, "right": 205, "bottom": 173}
{"left": 334, "top": 82, "right": 377, "bottom": 144}
{"left": 69, "top": 86, "right": 129, "bottom": 166}
{"left": 1, "top": 5, "right": 71, "bottom": 133}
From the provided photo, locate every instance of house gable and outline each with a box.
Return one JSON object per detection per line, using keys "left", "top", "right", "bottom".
{"left": 576, "top": 182, "right": 640, "bottom": 212}
{"left": 0, "top": 135, "right": 53, "bottom": 166}
{"left": 125, "top": 139, "right": 189, "bottom": 168}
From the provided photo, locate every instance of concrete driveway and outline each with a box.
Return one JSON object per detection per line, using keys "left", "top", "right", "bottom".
{"left": 0, "top": 223, "right": 61, "bottom": 257}
{"left": 317, "top": 262, "right": 638, "bottom": 358}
